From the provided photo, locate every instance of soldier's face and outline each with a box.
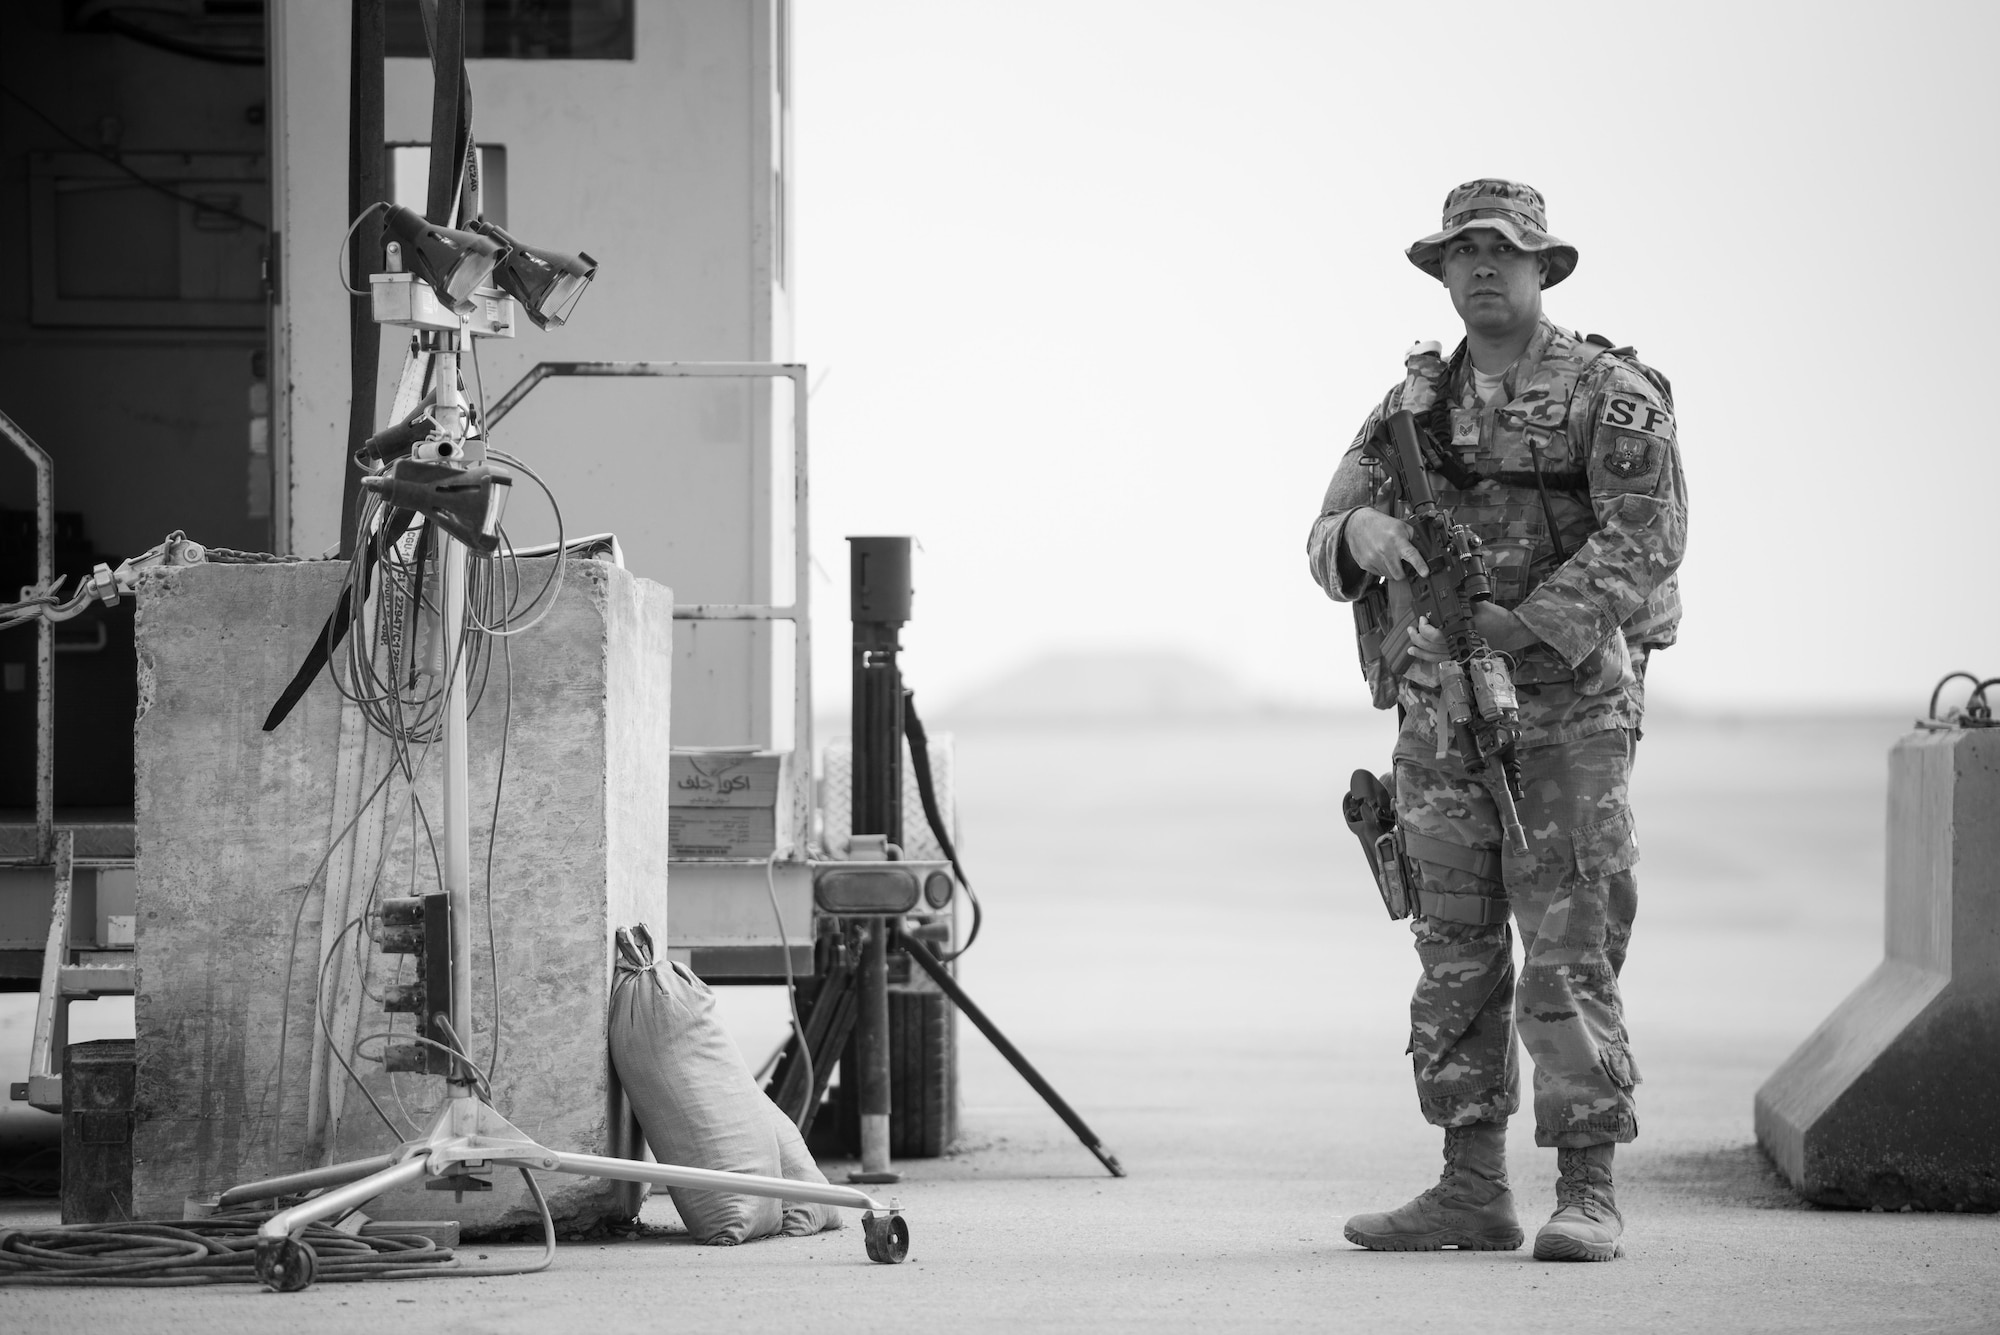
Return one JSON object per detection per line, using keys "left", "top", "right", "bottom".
{"left": 1442, "top": 229, "right": 1546, "bottom": 336}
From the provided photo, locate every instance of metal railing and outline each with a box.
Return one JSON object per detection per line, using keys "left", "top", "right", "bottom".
{"left": 1, "top": 408, "right": 54, "bottom": 863}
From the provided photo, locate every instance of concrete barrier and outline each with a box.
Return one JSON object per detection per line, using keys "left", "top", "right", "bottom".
{"left": 1755, "top": 725, "right": 2000, "bottom": 1211}
{"left": 131, "top": 558, "right": 672, "bottom": 1232}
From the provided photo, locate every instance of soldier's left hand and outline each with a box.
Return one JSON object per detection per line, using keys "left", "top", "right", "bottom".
{"left": 1408, "top": 605, "right": 1541, "bottom": 662}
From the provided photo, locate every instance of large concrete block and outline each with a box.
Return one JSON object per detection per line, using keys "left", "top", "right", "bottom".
{"left": 1755, "top": 726, "right": 2000, "bottom": 1210}
{"left": 131, "top": 557, "right": 672, "bottom": 1231}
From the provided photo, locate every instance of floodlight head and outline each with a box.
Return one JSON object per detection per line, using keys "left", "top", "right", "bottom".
{"left": 467, "top": 220, "right": 597, "bottom": 329}
{"left": 382, "top": 205, "right": 505, "bottom": 312}
{"left": 360, "top": 460, "right": 512, "bottom": 554}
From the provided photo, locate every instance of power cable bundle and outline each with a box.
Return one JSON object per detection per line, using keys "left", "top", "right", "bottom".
{"left": 1925, "top": 671, "right": 1998, "bottom": 729}
{"left": 0, "top": 1187, "right": 555, "bottom": 1288}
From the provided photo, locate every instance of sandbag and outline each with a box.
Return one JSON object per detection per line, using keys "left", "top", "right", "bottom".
{"left": 771, "top": 1097, "right": 842, "bottom": 1237}
{"left": 608, "top": 925, "right": 843, "bottom": 1244}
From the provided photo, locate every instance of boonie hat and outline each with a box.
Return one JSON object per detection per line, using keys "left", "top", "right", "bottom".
{"left": 1406, "top": 179, "right": 1578, "bottom": 288}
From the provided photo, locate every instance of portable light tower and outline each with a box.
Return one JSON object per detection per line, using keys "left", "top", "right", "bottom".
{"left": 228, "top": 52, "right": 909, "bottom": 1285}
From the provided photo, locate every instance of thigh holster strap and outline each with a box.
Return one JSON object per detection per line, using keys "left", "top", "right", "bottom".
{"left": 1417, "top": 887, "right": 1512, "bottom": 926}
{"left": 1400, "top": 828, "right": 1502, "bottom": 883}
{"left": 1402, "top": 828, "right": 1508, "bottom": 926}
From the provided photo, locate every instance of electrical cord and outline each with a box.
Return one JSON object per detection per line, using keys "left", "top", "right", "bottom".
{"left": 270, "top": 758, "right": 405, "bottom": 1160}
{"left": 1927, "top": 671, "right": 1997, "bottom": 726}
{"left": 0, "top": 1173, "right": 555, "bottom": 1287}
{"left": 763, "top": 852, "right": 812, "bottom": 1129}
{"left": 313, "top": 918, "right": 402, "bottom": 1139}
{"left": 353, "top": 1032, "right": 493, "bottom": 1105}
{"left": 337, "top": 201, "right": 390, "bottom": 296}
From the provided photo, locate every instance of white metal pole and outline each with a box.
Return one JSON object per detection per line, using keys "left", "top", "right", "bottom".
{"left": 432, "top": 331, "right": 476, "bottom": 1079}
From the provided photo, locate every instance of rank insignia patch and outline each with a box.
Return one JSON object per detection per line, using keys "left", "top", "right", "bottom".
{"left": 1604, "top": 435, "right": 1655, "bottom": 479}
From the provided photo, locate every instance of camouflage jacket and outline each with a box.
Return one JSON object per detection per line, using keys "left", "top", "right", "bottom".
{"left": 1306, "top": 320, "right": 1688, "bottom": 747}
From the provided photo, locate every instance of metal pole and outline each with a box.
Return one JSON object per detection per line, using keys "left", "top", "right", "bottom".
{"left": 547, "top": 1150, "right": 891, "bottom": 1213}
{"left": 848, "top": 536, "right": 910, "bottom": 1184}
{"left": 433, "top": 332, "right": 474, "bottom": 1086}
{"left": 257, "top": 1155, "right": 431, "bottom": 1241}
{"left": 217, "top": 1153, "right": 399, "bottom": 1208}
{"left": 854, "top": 917, "right": 893, "bottom": 1180}
{"left": 1, "top": 410, "right": 55, "bottom": 860}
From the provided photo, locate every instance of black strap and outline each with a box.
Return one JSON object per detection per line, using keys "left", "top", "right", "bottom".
{"left": 261, "top": 508, "right": 415, "bottom": 732}
{"left": 1417, "top": 887, "right": 1512, "bottom": 927}
{"left": 903, "top": 690, "right": 982, "bottom": 960}
{"left": 1400, "top": 827, "right": 1503, "bottom": 882}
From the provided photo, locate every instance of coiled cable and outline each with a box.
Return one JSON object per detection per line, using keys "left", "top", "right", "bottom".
{"left": 0, "top": 1168, "right": 553, "bottom": 1287}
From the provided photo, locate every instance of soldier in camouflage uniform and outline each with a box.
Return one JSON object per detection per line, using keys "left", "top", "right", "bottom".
{"left": 1307, "top": 180, "right": 1687, "bottom": 1262}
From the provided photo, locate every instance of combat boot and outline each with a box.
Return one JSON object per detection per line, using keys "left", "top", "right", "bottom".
{"left": 1342, "top": 1121, "right": 1522, "bottom": 1251}
{"left": 1534, "top": 1142, "right": 1623, "bottom": 1261}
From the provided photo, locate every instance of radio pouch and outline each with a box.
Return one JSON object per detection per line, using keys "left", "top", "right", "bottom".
{"left": 1342, "top": 769, "right": 1412, "bottom": 920}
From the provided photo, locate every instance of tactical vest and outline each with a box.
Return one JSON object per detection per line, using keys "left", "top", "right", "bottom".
{"left": 1352, "top": 327, "right": 1680, "bottom": 710}
{"left": 1425, "top": 329, "right": 1608, "bottom": 611}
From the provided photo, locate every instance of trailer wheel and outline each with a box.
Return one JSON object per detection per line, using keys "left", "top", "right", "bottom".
{"left": 255, "top": 1235, "right": 316, "bottom": 1292}
{"left": 862, "top": 1209, "right": 910, "bottom": 1263}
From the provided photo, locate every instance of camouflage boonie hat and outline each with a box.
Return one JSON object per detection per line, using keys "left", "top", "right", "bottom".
{"left": 1407, "top": 179, "right": 1579, "bottom": 289}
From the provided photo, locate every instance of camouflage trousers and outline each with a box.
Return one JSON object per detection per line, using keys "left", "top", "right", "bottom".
{"left": 1393, "top": 722, "right": 1641, "bottom": 1148}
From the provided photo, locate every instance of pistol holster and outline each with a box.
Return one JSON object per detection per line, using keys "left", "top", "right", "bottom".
{"left": 1342, "top": 769, "right": 1412, "bottom": 920}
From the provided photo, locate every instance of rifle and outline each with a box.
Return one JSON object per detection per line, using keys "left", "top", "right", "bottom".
{"left": 1360, "top": 390, "right": 1530, "bottom": 858}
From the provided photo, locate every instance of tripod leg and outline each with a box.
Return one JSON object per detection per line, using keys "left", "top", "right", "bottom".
{"left": 218, "top": 1152, "right": 400, "bottom": 1209}
{"left": 796, "top": 960, "right": 860, "bottom": 1139}
{"left": 255, "top": 1153, "right": 431, "bottom": 1242}
{"left": 899, "top": 932, "right": 1125, "bottom": 1178}
{"left": 768, "top": 936, "right": 858, "bottom": 1130}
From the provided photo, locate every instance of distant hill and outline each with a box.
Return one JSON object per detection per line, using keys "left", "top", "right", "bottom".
{"left": 938, "top": 650, "right": 1283, "bottom": 724}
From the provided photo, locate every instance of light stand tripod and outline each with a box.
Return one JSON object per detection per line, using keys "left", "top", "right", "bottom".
{"left": 227, "top": 320, "right": 908, "bottom": 1293}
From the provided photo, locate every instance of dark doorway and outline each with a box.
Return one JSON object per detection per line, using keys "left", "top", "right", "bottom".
{"left": 0, "top": 1, "right": 272, "bottom": 815}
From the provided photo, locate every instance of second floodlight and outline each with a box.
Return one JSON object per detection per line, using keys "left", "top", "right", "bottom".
{"left": 467, "top": 220, "right": 597, "bottom": 329}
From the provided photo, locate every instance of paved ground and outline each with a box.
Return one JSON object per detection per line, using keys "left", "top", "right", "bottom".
{"left": 5, "top": 711, "right": 1996, "bottom": 1332}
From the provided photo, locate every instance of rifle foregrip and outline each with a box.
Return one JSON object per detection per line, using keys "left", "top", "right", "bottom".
{"left": 1490, "top": 768, "right": 1530, "bottom": 856}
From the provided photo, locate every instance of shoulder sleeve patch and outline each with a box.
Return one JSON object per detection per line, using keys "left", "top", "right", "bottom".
{"left": 1350, "top": 407, "right": 1380, "bottom": 453}
{"left": 1598, "top": 391, "right": 1673, "bottom": 439}
{"left": 1603, "top": 435, "right": 1656, "bottom": 479}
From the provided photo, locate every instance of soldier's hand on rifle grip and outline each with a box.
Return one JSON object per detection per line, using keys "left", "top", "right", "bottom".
{"left": 1409, "top": 606, "right": 1542, "bottom": 663}
{"left": 1344, "top": 508, "right": 1430, "bottom": 582}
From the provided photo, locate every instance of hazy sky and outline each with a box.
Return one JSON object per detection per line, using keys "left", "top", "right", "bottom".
{"left": 792, "top": 1, "right": 1999, "bottom": 714}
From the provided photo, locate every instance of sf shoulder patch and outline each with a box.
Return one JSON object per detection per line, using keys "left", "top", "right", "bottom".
{"left": 1604, "top": 435, "right": 1655, "bottom": 479}
{"left": 1599, "top": 393, "right": 1673, "bottom": 439}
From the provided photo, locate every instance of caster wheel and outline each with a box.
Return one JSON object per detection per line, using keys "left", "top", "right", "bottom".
{"left": 861, "top": 1210, "right": 909, "bottom": 1264}
{"left": 255, "top": 1235, "right": 318, "bottom": 1292}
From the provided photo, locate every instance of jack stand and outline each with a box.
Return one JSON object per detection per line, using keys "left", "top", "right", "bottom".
{"left": 825, "top": 537, "right": 1124, "bottom": 1180}
{"left": 849, "top": 915, "right": 899, "bottom": 1185}
{"left": 232, "top": 1091, "right": 907, "bottom": 1290}
{"left": 845, "top": 538, "right": 910, "bottom": 1187}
